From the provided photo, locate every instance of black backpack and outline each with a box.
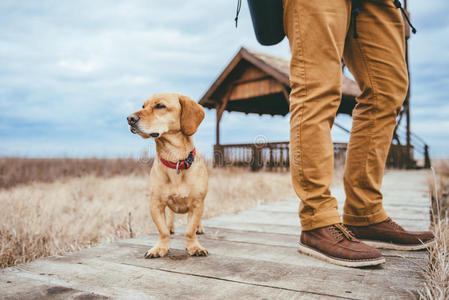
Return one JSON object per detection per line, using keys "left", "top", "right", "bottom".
{"left": 235, "top": 0, "right": 285, "bottom": 46}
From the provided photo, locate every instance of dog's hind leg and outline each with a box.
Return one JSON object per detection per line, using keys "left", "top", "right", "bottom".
{"left": 166, "top": 207, "right": 175, "bottom": 234}
{"left": 185, "top": 203, "right": 208, "bottom": 256}
{"left": 144, "top": 201, "right": 170, "bottom": 259}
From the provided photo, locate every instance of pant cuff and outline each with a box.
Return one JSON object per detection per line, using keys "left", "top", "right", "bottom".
{"left": 343, "top": 208, "right": 389, "bottom": 226}
{"left": 301, "top": 210, "right": 341, "bottom": 231}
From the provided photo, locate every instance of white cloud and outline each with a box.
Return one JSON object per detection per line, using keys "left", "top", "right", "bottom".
{"left": 58, "top": 59, "right": 102, "bottom": 73}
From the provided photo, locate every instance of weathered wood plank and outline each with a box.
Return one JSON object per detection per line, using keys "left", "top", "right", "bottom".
{"left": 196, "top": 227, "right": 427, "bottom": 260}
{"left": 1, "top": 248, "right": 323, "bottom": 300}
{"left": 214, "top": 209, "right": 429, "bottom": 224}
{"left": 3, "top": 237, "right": 419, "bottom": 299}
{"left": 0, "top": 271, "right": 109, "bottom": 300}
{"left": 119, "top": 233, "right": 426, "bottom": 271}
{"left": 202, "top": 220, "right": 301, "bottom": 235}
{"left": 254, "top": 204, "right": 430, "bottom": 219}
{"left": 203, "top": 218, "right": 427, "bottom": 235}
{"left": 255, "top": 198, "right": 430, "bottom": 210}
{"left": 114, "top": 236, "right": 424, "bottom": 298}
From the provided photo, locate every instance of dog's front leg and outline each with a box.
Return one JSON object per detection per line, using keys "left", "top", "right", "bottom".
{"left": 196, "top": 219, "right": 204, "bottom": 235}
{"left": 185, "top": 203, "right": 208, "bottom": 256}
{"left": 144, "top": 200, "right": 170, "bottom": 258}
{"left": 166, "top": 208, "right": 175, "bottom": 234}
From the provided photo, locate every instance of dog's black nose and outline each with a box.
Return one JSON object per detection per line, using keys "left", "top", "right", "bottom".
{"left": 127, "top": 114, "right": 140, "bottom": 125}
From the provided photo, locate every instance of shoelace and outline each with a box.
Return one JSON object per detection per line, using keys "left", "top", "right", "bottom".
{"left": 329, "top": 224, "right": 358, "bottom": 241}
{"left": 386, "top": 218, "right": 405, "bottom": 231}
{"left": 352, "top": 0, "right": 417, "bottom": 38}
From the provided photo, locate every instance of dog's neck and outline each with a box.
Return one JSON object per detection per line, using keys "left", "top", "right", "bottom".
{"left": 155, "top": 132, "right": 195, "bottom": 162}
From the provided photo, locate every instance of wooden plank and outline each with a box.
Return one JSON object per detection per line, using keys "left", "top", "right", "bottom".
{"left": 3, "top": 236, "right": 420, "bottom": 299}
{"left": 203, "top": 219, "right": 427, "bottom": 235}
{"left": 235, "top": 64, "right": 265, "bottom": 81}
{"left": 113, "top": 236, "right": 423, "bottom": 298}
{"left": 229, "top": 78, "right": 284, "bottom": 100}
{"left": 217, "top": 209, "right": 429, "bottom": 224}
{"left": 254, "top": 203, "right": 430, "bottom": 217}
{"left": 126, "top": 228, "right": 426, "bottom": 261}
{"left": 205, "top": 208, "right": 429, "bottom": 230}
{"left": 197, "top": 227, "right": 426, "bottom": 260}
{"left": 203, "top": 220, "right": 300, "bottom": 235}
{"left": 0, "top": 271, "right": 109, "bottom": 300}
{"left": 1, "top": 247, "right": 321, "bottom": 300}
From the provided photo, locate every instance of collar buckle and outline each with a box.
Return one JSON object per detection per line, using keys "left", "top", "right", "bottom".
{"left": 176, "top": 161, "right": 181, "bottom": 174}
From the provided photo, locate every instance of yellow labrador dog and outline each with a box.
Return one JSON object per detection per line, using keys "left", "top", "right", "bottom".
{"left": 127, "top": 93, "right": 208, "bottom": 258}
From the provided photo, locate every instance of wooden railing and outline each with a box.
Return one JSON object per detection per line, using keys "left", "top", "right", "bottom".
{"left": 213, "top": 142, "right": 348, "bottom": 171}
{"left": 213, "top": 141, "right": 425, "bottom": 171}
{"left": 387, "top": 134, "right": 431, "bottom": 169}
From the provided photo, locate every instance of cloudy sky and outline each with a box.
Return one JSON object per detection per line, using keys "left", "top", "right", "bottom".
{"left": 0, "top": 0, "right": 448, "bottom": 158}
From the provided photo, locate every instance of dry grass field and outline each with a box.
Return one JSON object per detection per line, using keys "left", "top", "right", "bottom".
{"left": 0, "top": 157, "right": 153, "bottom": 189}
{"left": 0, "top": 158, "right": 296, "bottom": 269}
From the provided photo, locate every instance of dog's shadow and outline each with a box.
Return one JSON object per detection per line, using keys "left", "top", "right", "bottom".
{"left": 143, "top": 248, "right": 203, "bottom": 261}
{"left": 166, "top": 249, "right": 189, "bottom": 261}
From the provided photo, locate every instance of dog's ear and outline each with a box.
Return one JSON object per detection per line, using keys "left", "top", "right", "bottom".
{"left": 179, "top": 95, "right": 205, "bottom": 136}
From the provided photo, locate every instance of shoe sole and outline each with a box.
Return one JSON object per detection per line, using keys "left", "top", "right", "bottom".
{"left": 360, "top": 238, "right": 436, "bottom": 251}
{"left": 297, "top": 242, "right": 385, "bottom": 268}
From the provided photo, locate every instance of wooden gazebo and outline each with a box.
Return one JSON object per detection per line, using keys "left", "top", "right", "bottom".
{"left": 199, "top": 47, "right": 429, "bottom": 170}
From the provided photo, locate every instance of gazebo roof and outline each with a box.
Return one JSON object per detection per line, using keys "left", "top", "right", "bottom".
{"left": 244, "top": 49, "right": 361, "bottom": 97}
{"left": 199, "top": 47, "right": 360, "bottom": 116}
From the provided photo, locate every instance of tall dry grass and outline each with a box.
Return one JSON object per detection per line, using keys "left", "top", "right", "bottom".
{"left": 0, "top": 161, "right": 295, "bottom": 269}
{"left": 419, "top": 161, "right": 449, "bottom": 299}
{"left": 419, "top": 218, "right": 449, "bottom": 299}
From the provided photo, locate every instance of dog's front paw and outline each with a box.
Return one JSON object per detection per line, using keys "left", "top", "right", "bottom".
{"left": 144, "top": 246, "right": 169, "bottom": 259}
{"left": 186, "top": 244, "right": 208, "bottom": 257}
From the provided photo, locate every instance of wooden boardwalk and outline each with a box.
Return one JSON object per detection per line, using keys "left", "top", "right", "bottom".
{"left": 1, "top": 170, "right": 431, "bottom": 299}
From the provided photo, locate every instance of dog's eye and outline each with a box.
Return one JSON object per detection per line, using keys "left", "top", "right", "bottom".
{"left": 142, "top": 105, "right": 145, "bottom": 109}
{"left": 154, "top": 103, "right": 166, "bottom": 109}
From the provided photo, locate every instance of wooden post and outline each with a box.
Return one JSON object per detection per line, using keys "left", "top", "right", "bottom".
{"left": 404, "top": 0, "right": 413, "bottom": 169}
{"left": 215, "top": 86, "right": 233, "bottom": 146}
{"left": 213, "top": 144, "right": 224, "bottom": 167}
{"left": 424, "top": 145, "right": 431, "bottom": 169}
{"left": 251, "top": 145, "right": 263, "bottom": 171}
{"left": 216, "top": 106, "right": 221, "bottom": 145}
{"left": 281, "top": 86, "right": 290, "bottom": 106}
{"left": 214, "top": 87, "right": 233, "bottom": 168}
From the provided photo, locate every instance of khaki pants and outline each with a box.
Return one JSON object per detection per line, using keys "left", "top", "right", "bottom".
{"left": 283, "top": 0, "right": 408, "bottom": 231}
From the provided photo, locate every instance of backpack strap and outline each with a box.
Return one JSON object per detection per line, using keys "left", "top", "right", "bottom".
{"left": 351, "top": 0, "right": 416, "bottom": 39}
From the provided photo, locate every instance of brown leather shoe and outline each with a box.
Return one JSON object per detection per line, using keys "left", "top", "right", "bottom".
{"left": 346, "top": 218, "right": 435, "bottom": 251}
{"left": 298, "top": 224, "right": 385, "bottom": 267}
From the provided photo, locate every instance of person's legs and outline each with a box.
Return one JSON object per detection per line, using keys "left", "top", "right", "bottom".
{"left": 284, "top": 0, "right": 350, "bottom": 231}
{"left": 342, "top": 0, "right": 407, "bottom": 225}
{"left": 342, "top": 0, "right": 434, "bottom": 250}
{"left": 284, "top": 0, "right": 385, "bottom": 267}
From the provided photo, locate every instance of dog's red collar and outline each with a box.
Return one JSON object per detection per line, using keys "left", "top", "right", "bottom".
{"left": 159, "top": 148, "right": 196, "bottom": 173}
